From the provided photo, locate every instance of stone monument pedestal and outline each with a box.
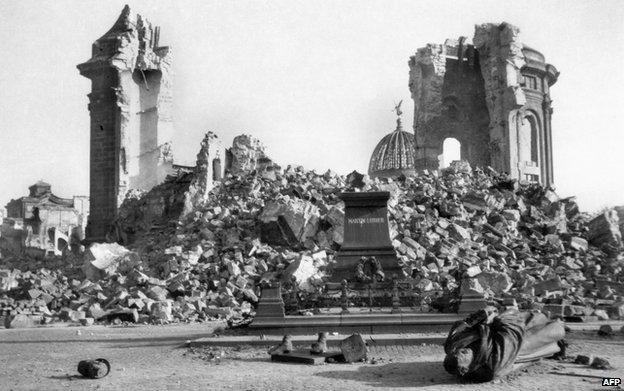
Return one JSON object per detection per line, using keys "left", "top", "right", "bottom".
{"left": 330, "top": 192, "right": 403, "bottom": 282}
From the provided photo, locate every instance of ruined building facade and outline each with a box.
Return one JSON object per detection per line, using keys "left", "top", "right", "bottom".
{"left": 409, "top": 23, "right": 559, "bottom": 185}
{"left": 78, "top": 6, "right": 173, "bottom": 241}
{"left": 1, "top": 181, "right": 89, "bottom": 256}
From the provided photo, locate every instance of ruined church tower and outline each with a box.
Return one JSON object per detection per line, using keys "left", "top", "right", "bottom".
{"left": 78, "top": 6, "right": 173, "bottom": 241}
{"left": 409, "top": 23, "right": 558, "bottom": 186}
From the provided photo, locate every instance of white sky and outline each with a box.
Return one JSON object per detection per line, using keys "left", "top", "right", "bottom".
{"left": 0, "top": 0, "right": 623, "bottom": 213}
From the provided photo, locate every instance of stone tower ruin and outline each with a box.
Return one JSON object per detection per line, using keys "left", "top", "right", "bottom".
{"left": 78, "top": 6, "right": 173, "bottom": 241}
{"left": 409, "top": 22, "right": 558, "bottom": 185}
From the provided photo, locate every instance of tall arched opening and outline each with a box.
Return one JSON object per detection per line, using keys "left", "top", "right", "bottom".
{"left": 438, "top": 137, "right": 461, "bottom": 169}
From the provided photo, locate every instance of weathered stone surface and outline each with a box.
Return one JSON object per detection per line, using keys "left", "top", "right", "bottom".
{"left": 80, "top": 317, "right": 95, "bottom": 326}
{"left": 587, "top": 209, "right": 622, "bottom": 248}
{"left": 88, "top": 303, "right": 108, "bottom": 320}
{"left": 0, "top": 269, "right": 19, "bottom": 291}
{"left": 476, "top": 271, "right": 513, "bottom": 295}
{"left": 460, "top": 277, "right": 485, "bottom": 295}
{"left": 282, "top": 255, "right": 319, "bottom": 292}
{"left": 616, "top": 206, "right": 624, "bottom": 238}
{"left": 593, "top": 309, "right": 609, "bottom": 321}
{"left": 345, "top": 171, "right": 365, "bottom": 189}
{"left": 569, "top": 237, "right": 588, "bottom": 252}
{"left": 340, "top": 334, "right": 368, "bottom": 363}
{"left": 182, "top": 132, "right": 223, "bottom": 216}
{"left": 151, "top": 301, "right": 173, "bottom": 322}
{"left": 227, "top": 134, "right": 272, "bottom": 175}
{"left": 608, "top": 302, "right": 624, "bottom": 320}
{"left": 82, "top": 243, "right": 141, "bottom": 281}
{"left": 259, "top": 198, "right": 319, "bottom": 246}
{"left": 4, "top": 314, "right": 37, "bottom": 329}
{"left": 146, "top": 286, "right": 168, "bottom": 302}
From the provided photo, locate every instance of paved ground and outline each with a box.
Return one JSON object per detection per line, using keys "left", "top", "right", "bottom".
{"left": 0, "top": 322, "right": 622, "bottom": 391}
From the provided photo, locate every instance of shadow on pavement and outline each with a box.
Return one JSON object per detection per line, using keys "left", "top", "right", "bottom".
{"left": 315, "top": 361, "right": 457, "bottom": 388}
{"left": 47, "top": 374, "right": 87, "bottom": 381}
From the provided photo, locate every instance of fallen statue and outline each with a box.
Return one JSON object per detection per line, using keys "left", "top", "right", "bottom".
{"left": 443, "top": 307, "right": 565, "bottom": 382}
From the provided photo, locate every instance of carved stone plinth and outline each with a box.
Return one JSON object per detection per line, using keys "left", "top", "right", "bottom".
{"left": 254, "top": 285, "right": 285, "bottom": 320}
{"left": 331, "top": 192, "right": 402, "bottom": 282}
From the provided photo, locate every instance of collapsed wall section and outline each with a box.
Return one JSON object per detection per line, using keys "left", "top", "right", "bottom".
{"left": 409, "top": 39, "right": 490, "bottom": 170}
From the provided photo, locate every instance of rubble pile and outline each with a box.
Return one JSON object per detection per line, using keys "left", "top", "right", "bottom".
{"left": 2, "top": 141, "right": 624, "bottom": 327}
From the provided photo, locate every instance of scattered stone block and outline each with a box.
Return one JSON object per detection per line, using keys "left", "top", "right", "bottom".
{"left": 4, "top": 314, "right": 37, "bottom": 329}
{"left": 151, "top": 301, "right": 173, "bottom": 322}
{"left": 587, "top": 210, "right": 622, "bottom": 247}
{"left": 82, "top": 243, "right": 141, "bottom": 281}
{"left": 593, "top": 309, "right": 609, "bottom": 321}
{"left": 569, "top": 237, "right": 588, "bottom": 252}
{"left": 339, "top": 334, "right": 368, "bottom": 363}
{"left": 80, "top": 317, "right": 95, "bottom": 326}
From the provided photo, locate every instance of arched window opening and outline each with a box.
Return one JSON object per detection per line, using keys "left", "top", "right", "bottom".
{"left": 529, "top": 116, "right": 539, "bottom": 163}
{"left": 518, "top": 116, "right": 539, "bottom": 165}
{"left": 518, "top": 114, "right": 540, "bottom": 182}
{"left": 439, "top": 137, "right": 461, "bottom": 169}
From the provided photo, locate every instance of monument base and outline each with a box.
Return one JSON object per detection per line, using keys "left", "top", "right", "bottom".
{"left": 329, "top": 247, "right": 403, "bottom": 283}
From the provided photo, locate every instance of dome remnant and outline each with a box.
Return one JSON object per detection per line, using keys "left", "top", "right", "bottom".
{"left": 368, "top": 102, "right": 416, "bottom": 179}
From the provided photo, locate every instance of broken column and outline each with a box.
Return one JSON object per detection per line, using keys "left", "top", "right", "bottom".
{"left": 78, "top": 5, "right": 174, "bottom": 241}
{"left": 182, "top": 132, "right": 223, "bottom": 215}
{"left": 473, "top": 23, "right": 526, "bottom": 177}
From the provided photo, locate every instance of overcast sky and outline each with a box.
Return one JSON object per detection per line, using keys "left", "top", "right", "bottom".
{"left": 0, "top": 0, "right": 623, "bottom": 213}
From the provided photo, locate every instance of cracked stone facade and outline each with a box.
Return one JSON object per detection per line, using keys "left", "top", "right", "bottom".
{"left": 78, "top": 6, "right": 173, "bottom": 241}
{"left": 409, "top": 22, "right": 558, "bottom": 186}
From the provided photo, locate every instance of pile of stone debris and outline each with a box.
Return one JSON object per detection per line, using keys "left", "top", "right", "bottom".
{"left": 1, "top": 135, "right": 623, "bottom": 328}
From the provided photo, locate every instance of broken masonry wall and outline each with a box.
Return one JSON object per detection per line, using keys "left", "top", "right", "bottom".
{"left": 409, "top": 22, "right": 557, "bottom": 186}
{"left": 182, "top": 132, "right": 224, "bottom": 217}
{"left": 409, "top": 39, "right": 490, "bottom": 170}
{"left": 78, "top": 6, "right": 174, "bottom": 241}
{"left": 409, "top": 43, "right": 446, "bottom": 170}
{"left": 473, "top": 22, "right": 526, "bottom": 178}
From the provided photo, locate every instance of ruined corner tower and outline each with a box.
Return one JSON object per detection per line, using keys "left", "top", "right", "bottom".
{"left": 78, "top": 6, "right": 173, "bottom": 241}
{"left": 408, "top": 22, "right": 559, "bottom": 186}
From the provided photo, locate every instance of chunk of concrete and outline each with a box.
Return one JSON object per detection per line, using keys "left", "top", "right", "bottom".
{"left": 4, "top": 314, "right": 37, "bottom": 329}
{"left": 339, "top": 334, "right": 368, "bottom": 363}
{"left": 82, "top": 242, "right": 141, "bottom": 281}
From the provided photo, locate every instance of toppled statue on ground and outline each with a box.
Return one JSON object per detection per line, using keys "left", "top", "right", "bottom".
{"left": 443, "top": 307, "right": 565, "bottom": 382}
